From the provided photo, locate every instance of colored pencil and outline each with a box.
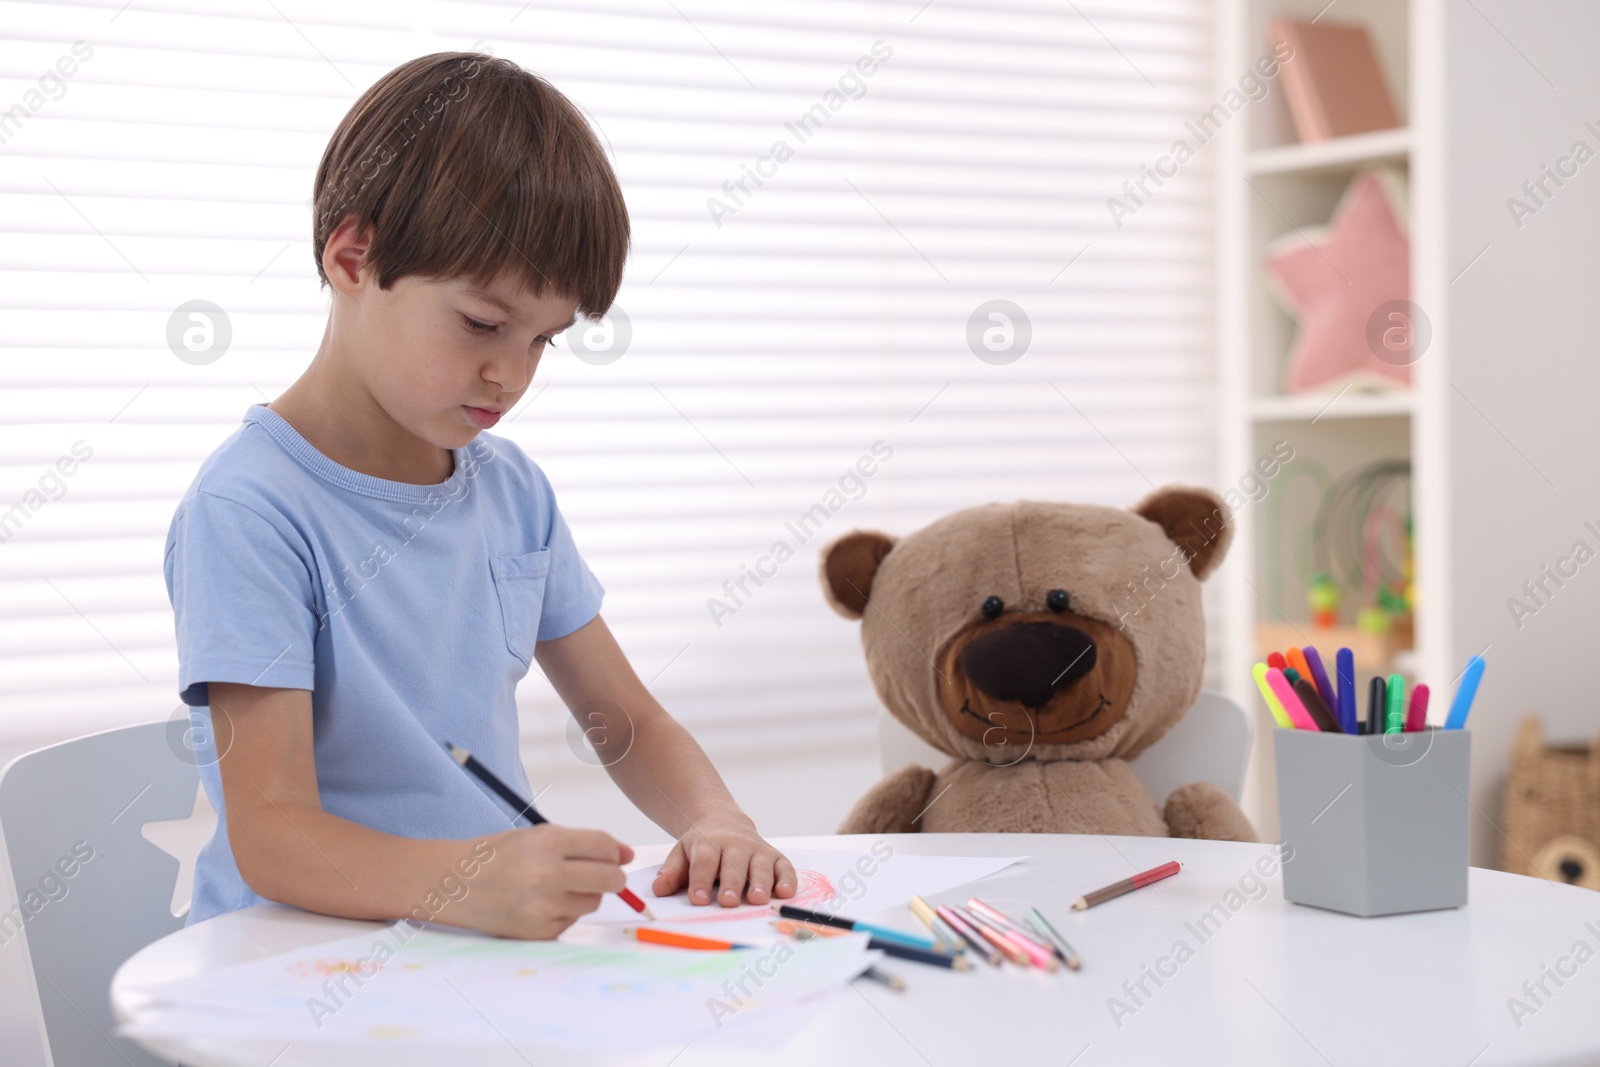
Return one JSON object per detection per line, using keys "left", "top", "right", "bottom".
{"left": 962, "top": 907, "right": 1057, "bottom": 971}
{"left": 776, "top": 904, "right": 942, "bottom": 952}
{"left": 1266, "top": 667, "right": 1318, "bottom": 730}
{"left": 965, "top": 899, "right": 1060, "bottom": 971}
{"left": 771, "top": 917, "right": 846, "bottom": 938}
{"left": 1252, "top": 662, "right": 1292, "bottom": 728}
{"left": 873, "top": 940, "right": 970, "bottom": 969}
{"left": 1302, "top": 645, "right": 1338, "bottom": 711}
{"left": 860, "top": 965, "right": 906, "bottom": 991}
{"left": 1335, "top": 647, "right": 1358, "bottom": 735}
{"left": 1365, "top": 675, "right": 1386, "bottom": 735}
{"left": 934, "top": 904, "right": 1004, "bottom": 967}
{"left": 1385, "top": 673, "right": 1406, "bottom": 734}
{"left": 1285, "top": 647, "right": 1313, "bottom": 688}
{"left": 1445, "top": 655, "right": 1486, "bottom": 729}
{"left": 1025, "top": 907, "right": 1083, "bottom": 971}
{"left": 1293, "top": 677, "right": 1341, "bottom": 733}
{"left": 1405, "top": 682, "right": 1430, "bottom": 732}
{"left": 908, "top": 894, "right": 966, "bottom": 954}
{"left": 1071, "top": 860, "right": 1181, "bottom": 910}
{"left": 776, "top": 917, "right": 968, "bottom": 970}
{"left": 447, "top": 741, "right": 654, "bottom": 919}
{"left": 948, "top": 905, "right": 1033, "bottom": 968}
{"left": 629, "top": 928, "right": 750, "bottom": 951}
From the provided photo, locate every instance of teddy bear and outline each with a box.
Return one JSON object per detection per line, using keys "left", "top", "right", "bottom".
{"left": 821, "top": 484, "right": 1256, "bottom": 842}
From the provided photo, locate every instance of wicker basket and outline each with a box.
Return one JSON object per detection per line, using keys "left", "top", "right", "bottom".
{"left": 1500, "top": 714, "right": 1600, "bottom": 890}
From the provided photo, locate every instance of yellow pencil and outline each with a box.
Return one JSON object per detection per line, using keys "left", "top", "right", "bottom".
{"left": 1253, "top": 662, "right": 1293, "bottom": 728}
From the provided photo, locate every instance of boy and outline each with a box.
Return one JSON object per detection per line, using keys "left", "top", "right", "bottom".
{"left": 164, "top": 52, "right": 796, "bottom": 939}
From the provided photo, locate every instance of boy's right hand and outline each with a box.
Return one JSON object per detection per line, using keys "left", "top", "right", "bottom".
{"left": 455, "top": 824, "right": 633, "bottom": 940}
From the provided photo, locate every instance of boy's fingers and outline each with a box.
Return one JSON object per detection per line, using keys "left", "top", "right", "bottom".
{"left": 773, "top": 853, "right": 799, "bottom": 898}
{"left": 686, "top": 843, "right": 721, "bottom": 905}
{"left": 745, "top": 851, "right": 776, "bottom": 904}
{"left": 560, "top": 891, "right": 605, "bottom": 917}
{"left": 651, "top": 841, "right": 688, "bottom": 896}
{"left": 716, "top": 848, "right": 750, "bottom": 907}
{"left": 554, "top": 827, "right": 630, "bottom": 864}
{"left": 563, "top": 856, "right": 628, "bottom": 895}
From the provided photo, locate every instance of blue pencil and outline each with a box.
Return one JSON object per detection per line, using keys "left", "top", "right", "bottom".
{"left": 1335, "top": 647, "right": 1358, "bottom": 735}
{"left": 776, "top": 904, "right": 942, "bottom": 953}
{"left": 1445, "top": 655, "right": 1486, "bottom": 729}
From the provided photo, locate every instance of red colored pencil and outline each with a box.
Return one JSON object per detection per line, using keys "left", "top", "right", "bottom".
{"left": 1070, "top": 861, "right": 1181, "bottom": 910}
{"left": 1405, "top": 683, "right": 1430, "bottom": 732}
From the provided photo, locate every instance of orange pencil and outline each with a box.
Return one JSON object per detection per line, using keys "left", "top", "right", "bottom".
{"left": 1285, "top": 646, "right": 1312, "bottom": 684}
{"left": 770, "top": 917, "right": 848, "bottom": 939}
{"left": 629, "top": 927, "right": 751, "bottom": 951}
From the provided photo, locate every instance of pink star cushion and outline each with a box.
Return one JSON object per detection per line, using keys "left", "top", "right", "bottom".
{"left": 1266, "top": 167, "right": 1412, "bottom": 393}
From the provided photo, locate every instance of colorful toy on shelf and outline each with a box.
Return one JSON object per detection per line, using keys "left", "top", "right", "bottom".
{"left": 1267, "top": 456, "right": 1413, "bottom": 637}
{"left": 1308, "top": 571, "right": 1340, "bottom": 628}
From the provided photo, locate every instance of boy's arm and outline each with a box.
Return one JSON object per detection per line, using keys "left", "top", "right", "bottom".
{"left": 206, "top": 681, "right": 631, "bottom": 938}
{"left": 534, "top": 615, "right": 798, "bottom": 907}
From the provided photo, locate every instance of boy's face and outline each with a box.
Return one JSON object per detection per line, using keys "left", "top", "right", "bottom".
{"left": 325, "top": 221, "right": 579, "bottom": 451}
{"left": 356, "top": 272, "right": 579, "bottom": 448}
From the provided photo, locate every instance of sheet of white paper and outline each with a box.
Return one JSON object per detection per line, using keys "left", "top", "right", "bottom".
{"left": 122, "top": 923, "right": 878, "bottom": 1051}
{"left": 583, "top": 848, "right": 1029, "bottom": 946}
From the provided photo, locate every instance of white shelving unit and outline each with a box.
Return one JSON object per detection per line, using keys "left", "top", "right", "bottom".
{"left": 1217, "top": 0, "right": 1600, "bottom": 861}
{"left": 1218, "top": 0, "right": 1423, "bottom": 845}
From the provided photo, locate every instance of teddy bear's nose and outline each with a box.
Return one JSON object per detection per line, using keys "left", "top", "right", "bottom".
{"left": 959, "top": 621, "right": 1098, "bottom": 709}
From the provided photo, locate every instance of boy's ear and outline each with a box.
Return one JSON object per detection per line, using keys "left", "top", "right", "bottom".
{"left": 819, "top": 530, "right": 897, "bottom": 620}
{"left": 323, "top": 215, "right": 375, "bottom": 294}
{"left": 1132, "top": 484, "right": 1233, "bottom": 581}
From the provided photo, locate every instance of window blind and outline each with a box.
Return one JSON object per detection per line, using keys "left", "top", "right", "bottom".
{"left": 0, "top": 0, "right": 1217, "bottom": 760}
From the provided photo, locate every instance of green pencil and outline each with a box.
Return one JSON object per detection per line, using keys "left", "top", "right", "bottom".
{"left": 1385, "top": 673, "right": 1406, "bottom": 734}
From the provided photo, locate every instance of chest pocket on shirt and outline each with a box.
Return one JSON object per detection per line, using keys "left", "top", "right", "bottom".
{"left": 489, "top": 549, "right": 551, "bottom": 666}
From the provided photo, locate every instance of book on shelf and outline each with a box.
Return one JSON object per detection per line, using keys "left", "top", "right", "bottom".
{"left": 1270, "top": 19, "right": 1401, "bottom": 143}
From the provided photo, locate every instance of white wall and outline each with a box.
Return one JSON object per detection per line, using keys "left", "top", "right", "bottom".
{"left": 1424, "top": 0, "right": 1600, "bottom": 865}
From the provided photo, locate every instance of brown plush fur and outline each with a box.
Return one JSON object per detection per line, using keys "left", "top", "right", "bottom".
{"left": 824, "top": 485, "right": 1256, "bottom": 843}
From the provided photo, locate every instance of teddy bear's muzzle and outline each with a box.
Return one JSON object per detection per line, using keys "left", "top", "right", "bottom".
{"left": 959, "top": 621, "right": 1098, "bottom": 709}
{"left": 938, "top": 613, "right": 1138, "bottom": 748}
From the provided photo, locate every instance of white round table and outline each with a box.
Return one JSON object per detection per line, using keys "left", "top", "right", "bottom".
{"left": 113, "top": 833, "right": 1600, "bottom": 1066}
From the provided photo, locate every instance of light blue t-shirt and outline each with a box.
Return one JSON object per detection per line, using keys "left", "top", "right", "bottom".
{"left": 163, "top": 403, "right": 604, "bottom": 925}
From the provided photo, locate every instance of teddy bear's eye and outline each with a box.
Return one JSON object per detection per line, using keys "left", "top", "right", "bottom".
{"left": 980, "top": 595, "right": 1004, "bottom": 619}
{"left": 1047, "top": 589, "right": 1070, "bottom": 612}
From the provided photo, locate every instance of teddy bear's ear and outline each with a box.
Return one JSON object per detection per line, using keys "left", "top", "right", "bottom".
{"left": 1512, "top": 714, "right": 1543, "bottom": 769}
{"left": 818, "top": 529, "right": 897, "bottom": 620}
{"left": 1132, "top": 484, "right": 1233, "bottom": 581}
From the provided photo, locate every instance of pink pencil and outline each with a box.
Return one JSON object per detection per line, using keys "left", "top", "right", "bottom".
{"left": 1266, "top": 667, "right": 1319, "bottom": 730}
{"left": 1405, "top": 683, "right": 1430, "bottom": 732}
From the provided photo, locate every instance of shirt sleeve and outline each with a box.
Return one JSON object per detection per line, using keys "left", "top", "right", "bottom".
{"left": 164, "top": 490, "right": 320, "bottom": 706}
{"left": 530, "top": 464, "right": 605, "bottom": 642}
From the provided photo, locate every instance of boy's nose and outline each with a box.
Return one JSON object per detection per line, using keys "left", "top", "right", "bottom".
{"left": 958, "top": 621, "right": 1098, "bottom": 709}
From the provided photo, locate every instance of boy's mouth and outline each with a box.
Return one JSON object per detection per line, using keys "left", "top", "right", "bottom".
{"left": 463, "top": 405, "right": 502, "bottom": 429}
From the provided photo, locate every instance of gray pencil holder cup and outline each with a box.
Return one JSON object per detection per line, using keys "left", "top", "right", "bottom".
{"left": 1273, "top": 727, "right": 1470, "bottom": 917}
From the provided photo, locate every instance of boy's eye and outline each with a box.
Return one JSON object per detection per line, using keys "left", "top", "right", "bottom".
{"left": 462, "top": 315, "right": 497, "bottom": 334}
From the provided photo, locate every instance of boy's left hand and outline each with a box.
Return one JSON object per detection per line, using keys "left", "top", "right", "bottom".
{"left": 651, "top": 812, "right": 798, "bottom": 906}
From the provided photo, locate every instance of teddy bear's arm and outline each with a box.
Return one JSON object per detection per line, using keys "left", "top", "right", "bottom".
{"left": 1163, "top": 781, "right": 1258, "bottom": 843}
{"left": 836, "top": 764, "right": 939, "bottom": 835}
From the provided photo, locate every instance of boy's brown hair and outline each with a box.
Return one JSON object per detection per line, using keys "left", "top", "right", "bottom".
{"left": 311, "top": 51, "right": 629, "bottom": 317}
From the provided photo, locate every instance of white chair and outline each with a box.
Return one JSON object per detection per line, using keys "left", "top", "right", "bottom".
{"left": 877, "top": 688, "right": 1253, "bottom": 805}
{"left": 0, "top": 722, "right": 199, "bottom": 1067}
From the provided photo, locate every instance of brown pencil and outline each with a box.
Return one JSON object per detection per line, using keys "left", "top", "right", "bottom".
{"left": 1071, "top": 860, "right": 1181, "bottom": 910}
{"left": 1292, "top": 676, "right": 1341, "bottom": 733}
